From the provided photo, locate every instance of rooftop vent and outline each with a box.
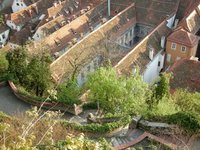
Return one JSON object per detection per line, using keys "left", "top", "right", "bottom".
{"left": 148, "top": 45, "right": 154, "bottom": 60}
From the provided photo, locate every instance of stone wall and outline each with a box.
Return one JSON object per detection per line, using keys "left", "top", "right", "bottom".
{"left": 8, "top": 81, "right": 83, "bottom": 115}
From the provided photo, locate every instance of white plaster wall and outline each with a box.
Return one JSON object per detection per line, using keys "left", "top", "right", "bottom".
{"left": 32, "top": 29, "right": 42, "bottom": 41}
{"left": 6, "top": 20, "right": 22, "bottom": 31}
{"left": 12, "top": 0, "right": 27, "bottom": 12}
{"left": 167, "top": 14, "right": 176, "bottom": 29}
{"left": 0, "top": 29, "right": 10, "bottom": 46}
{"left": 143, "top": 52, "right": 164, "bottom": 83}
{"left": 77, "top": 56, "right": 101, "bottom": 86}
{"left": 8, "top": 42, "right": 20, "bottom": 49}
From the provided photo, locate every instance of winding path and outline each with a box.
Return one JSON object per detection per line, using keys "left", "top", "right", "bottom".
{"left": 0, "top": 85, "right": 31, "bottom": 115}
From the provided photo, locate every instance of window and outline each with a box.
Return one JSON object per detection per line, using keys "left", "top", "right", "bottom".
{"left": 158, "top": 61, "right": 161, "bottom": 67}
{"left": 2, "top": 34, "right": 5, "bottom": 39}
{"left": 181, "top": 46, "right": 187, "bottom": 53}
{"left": 167, "top": 54, "right": 171, "bottom": 62}
{"left": 130, "top": 29, "right": 132, "bottom": 37}
{"left": 171, "top": 43, "right": 176, "bottom": 50}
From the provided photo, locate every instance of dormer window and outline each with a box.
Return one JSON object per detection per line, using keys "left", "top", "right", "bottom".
{"left": 181, "top": 46, "right": 187, "bottom": 53}
{"left": 2, "top": 34, "right": 5, "bottom": 39}
{"left": 171, "top": 43, "right": 176, "bottom": 50}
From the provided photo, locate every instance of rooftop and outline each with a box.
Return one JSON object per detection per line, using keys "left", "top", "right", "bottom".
{"left": 167, "top": 28, "right": 199, "bottom": 47}
{"left": 169, "top": 59, "right": 200, "bottom": 92}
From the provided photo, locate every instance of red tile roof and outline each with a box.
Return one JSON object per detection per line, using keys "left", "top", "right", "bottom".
{"left": 167, "top": 28, "right": 199, "bottom": 47}
{"left": 169, "top": 59, "right": 200, "bottom": 92}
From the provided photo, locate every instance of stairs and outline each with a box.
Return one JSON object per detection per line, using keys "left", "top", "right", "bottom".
{"left": 109, "top": 129, "right": 144, "bottom": 147}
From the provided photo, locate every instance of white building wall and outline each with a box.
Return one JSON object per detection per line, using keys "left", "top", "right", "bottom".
{"left": 0, "top": 29, "right": 10, "bottom": 46}
{"left": 6, "top": 20, "right": 22, "bottom": 31}
{"left": 12, "top": 0, "right": 27, "bottom": 12}
{"left": 77, "top": 56, "right": 101, "bottom": 86}
{"left": 32, "top": 29, "right": 42, "bottom": 41}
{"left": 8, "top": 42, "right": 20, "bottom": 49}
{"left": 167, "top": 14, "right": 176, "bottom": 29}
{"left": 143, "top": 51, "right": 164, "bottom": 83}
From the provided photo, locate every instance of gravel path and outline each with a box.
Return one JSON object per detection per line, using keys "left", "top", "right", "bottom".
{"left": 190, "top": 137, "right": 200, "bottom": 150}
{"left": 0, "top": 86, "right": 31, "bottom": 115}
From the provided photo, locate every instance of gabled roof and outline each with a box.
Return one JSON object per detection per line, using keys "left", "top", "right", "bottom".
{"left": 7, "top": 0, "right": 56, "bottom": 25}
{"left": 169, "top": 59, "right": 200, "bottom": 92}
{"left": 135, "top": 0, "right": 180, "bottom": 26}
{"left": 178, "top": 3, "right": 200, "bottom": 34}
{"left": 167, "top": 28, "right": 199, "bottom": 47}
{"left": 23, "top": 0, "right": 40, "bottom": 6}
{"left": 0, "top": 25, "right": 9, "bottom": 33}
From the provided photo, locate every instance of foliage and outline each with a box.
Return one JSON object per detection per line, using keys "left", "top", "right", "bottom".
{"left": 173, "top": 89, "right": 200, "bottom": 114}
{"left": 83, "top": 102, "right": 98, "bottom": 110}
{"left": 165, "top": 112, "right": 200, "bottom": 133}
{"left": 154, "top": 73, "right": 171, "bottom": 99}
{"left": 143, "top": 96, "right": 178, "bottom": 120}
{"left": 63, "top": 115, "right": 131, "bottom": 133}
{"left": 87, "top": 66, "right": 149, "bottom": 115}
{"left": 57, "top": 80, "right": 81, "bottom": 105}
{"left": 0, "top": 52, "right": 8, "bottom": 81}
{"left": 0, "top": 14, "right": 4, "bottom": 25}
{"left": 26, "top": 54, "right": 52, "bottom": 96}
{"left": 0, "top": 108, "right": 112, "bottom": 150}
{"left": 6, "top": 47, "right": 28, "bottom": 84}
{"left": 6, "top": 47, "right": 52, "bottom": 97}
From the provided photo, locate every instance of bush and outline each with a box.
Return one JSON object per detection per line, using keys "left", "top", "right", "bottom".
{"left": 166, "top": 112, "right": 200, "bottom": 133}
{"left": 57, "top": 80, "right": 81, "bottom": 105}
{"left": 83, "top": 102, "right": 97, "bottom": 110}
{"left": 62, "top": 115, "right": 131, "bottom": 133}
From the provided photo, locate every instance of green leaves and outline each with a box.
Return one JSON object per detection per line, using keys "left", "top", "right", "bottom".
{"left": 87, "top": 66, "right": 149, "bottom": 115}
{"left": 57, "top": 80, "right": 81, "bottom": 105}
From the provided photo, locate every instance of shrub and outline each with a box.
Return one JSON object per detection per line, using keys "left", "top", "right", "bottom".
{"left": 62, "top": 115, "right": 131, "bottom": 133}
{"left": 83, "top": 102, "right": 97, "bottom": 110}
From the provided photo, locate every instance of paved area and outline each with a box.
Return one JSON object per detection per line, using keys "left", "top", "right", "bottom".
{"left": 190, "top": 137, "right": 200, "bottom": 150}
{"left": 0, "top": 86, "right": 31, "bottom": 115}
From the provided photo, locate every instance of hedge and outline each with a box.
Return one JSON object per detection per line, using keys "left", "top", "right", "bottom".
{"left": 62, "top": 115, "right": 131, "bottom": 133}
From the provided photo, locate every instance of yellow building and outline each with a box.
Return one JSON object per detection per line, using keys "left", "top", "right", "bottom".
{"left": 166, "top": 28, "right": 199, "bottom": 66}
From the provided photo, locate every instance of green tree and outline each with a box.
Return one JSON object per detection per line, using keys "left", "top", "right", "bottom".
{"left": 0, "top": 52, "right": 8, "bottom": 79}
{"left": 27, "top": 54, "right": 52, "bottom": 96}
{"left": 155, "top": 73, "right": 171, "bottom": 99}
{"left": 87, "top": 66, "right": 149, "bottom": 115}
{"left": 174, "top": 90, "right": 200, "bottom": 114}
{"left": 0, "top": 14, "right": 4, "bottom": 25}
{"left": 57, "top": 79, "right": 81, "bottom": 105}
{"left": 6, "top": 47, "right": 28, "bottom": 84}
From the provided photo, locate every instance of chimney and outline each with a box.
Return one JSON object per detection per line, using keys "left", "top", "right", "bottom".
{"left": 53, "top": 2, "right": 57, "bottom": 7}
{"left": 190, "top": 56, "right": 199, "bottom": 61}
{"left": 161, "top": 36, "right": 165, "bottom": 49}
{"left": 33, "top": 5, "right": 39, "bottom": 14}
{"left": 173, "top": 19, "right": 179, "bottom": 29}
{"left": 149, "top": 46, "right": 154, "bottom": 60}
{"left": 108, "top": 0, "right": 111, "bottom": 17}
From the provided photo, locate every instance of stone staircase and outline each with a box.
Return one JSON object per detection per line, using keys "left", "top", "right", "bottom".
{"left": 108, "top": 129, "right": 144, "bottom": 147}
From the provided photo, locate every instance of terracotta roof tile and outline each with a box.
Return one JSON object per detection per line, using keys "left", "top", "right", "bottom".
{"left": 169, "top": 59, "right": 200, "bottom": 92}
{"left": 167, "top": 28, "right": 199, "bottom": 47}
